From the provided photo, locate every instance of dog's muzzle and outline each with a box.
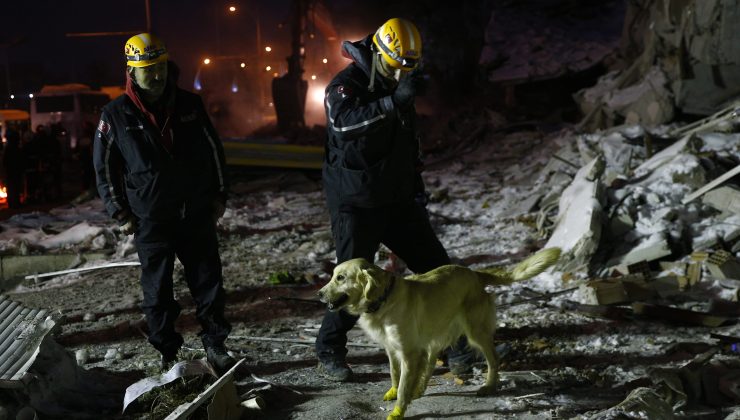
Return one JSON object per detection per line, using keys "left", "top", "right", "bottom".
{"left": 327, "top": 294, "right": 349, "bottom": 311}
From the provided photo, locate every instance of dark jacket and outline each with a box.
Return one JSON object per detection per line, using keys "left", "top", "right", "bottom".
{"left": 322, "top": 34, "right": 421, "bottom": 209}
{"left": 93, "top": 87, "right": 228, "bottom": 223}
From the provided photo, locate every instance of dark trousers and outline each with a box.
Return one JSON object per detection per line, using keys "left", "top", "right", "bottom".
{"left": 315, "top": 200, "right": 451, "bottom": 360}
{"left": 135, "top": 215, "right": 231, "bottom": 357}
{"left": 5, "top": 174, "right": 23, "bottom": 208}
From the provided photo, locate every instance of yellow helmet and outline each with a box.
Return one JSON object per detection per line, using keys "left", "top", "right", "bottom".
{"left": 124, "top": 33, "right": 169, "bottom": 68}
{"left": 372, "top": 18, "right": 422, "bottom": 71}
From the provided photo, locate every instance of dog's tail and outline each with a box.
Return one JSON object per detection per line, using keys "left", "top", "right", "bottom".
{"left": 477, "top": 247, "right": 561, "bottom": 285}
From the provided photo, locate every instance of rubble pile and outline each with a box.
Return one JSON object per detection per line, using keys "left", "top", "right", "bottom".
{"left": 577, "top": 0, "right": 740, "bottom": 129}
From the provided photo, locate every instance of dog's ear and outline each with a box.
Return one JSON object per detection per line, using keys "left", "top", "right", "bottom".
{"left": 361, "top": 268, "right": 385, "bottom": 302}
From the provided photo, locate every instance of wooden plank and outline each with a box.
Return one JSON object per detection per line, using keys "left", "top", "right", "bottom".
{"left": 682, "top": 164, "right": 740, "bottom": 204}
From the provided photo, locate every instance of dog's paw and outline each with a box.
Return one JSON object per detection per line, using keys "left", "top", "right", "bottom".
{"left": 383, "top": 386, "right": 398, "bottom": 401}
{"left": 476, "top": 384, "right": 498, "bottom": 396}
{"left": 386, "top": 405, "right": 404, "bottom": 420}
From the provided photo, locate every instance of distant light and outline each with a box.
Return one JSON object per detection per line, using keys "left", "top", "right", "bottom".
{"left": 311, "top": 74, "right": 317, "bottom": 80}
{"left": 265, "top": 46, "right": 272, "bottom": 52}
{"left": 273, "top": 72, "right": 278, "bottom": 77}
{"left": 240, "top": 62, "right": 246, "bottom": 68}
{"left": 309, "top": 33, "right": 315, "bottom": 39}
{"left": 322, "top": 58, "right": 328, "bottom": 64}
{"left": 194, "top": 68, "right": 202, "bottom": 90}
{"left": 228, "top": 5, "right": 236, "bottom": 12}
{"left": 309, "top": 84, "right": 325, "bottom": 106}
{"left": 9, "top": 95, "right": 14, "bottom": 99}
{"left": 231, "top": 84, "right": 238, "bottom": 93}
{"left": 268, "top": 102, "right": 274, "bottom": 107}
{"left": 265, "top": 65, "right": 271, "bottom": 71}
{"left": 28, "top": 94, "right": 33, "bottom": 98}
{"left": 204, "top": 58, "right": 211, "bottom": 65}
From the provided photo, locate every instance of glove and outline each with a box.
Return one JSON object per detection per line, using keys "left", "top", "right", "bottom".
{"left": 392, "top": 69, "right": 424, "bottom": 109}
{"left": 119, "top": 216, "right": 137, "bottom": 235}
{"left": 212, "top": 200, "right": 226, "bottom": 224}
{"left": 114, "top": 209, "right": 137, "bottom": 235}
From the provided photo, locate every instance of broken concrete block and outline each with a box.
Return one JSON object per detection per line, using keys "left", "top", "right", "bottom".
{"left": 703, "top": 185, "right": 740, "bottom": 215}
{"left": 581, "top": 275, "right": 654, "bottom": 305}
{"left": 706, "top": 250, "right": 740, "bottom": 280}
{"left": 75, "top": 349, "right": 89, "bottom": 366}
{"left": 545, "top": 155, "right": 606, "bottom": 271}
{"left": 609, "top": 233, "right": 672, "bottom": 269}
{"left": 580, "top": 280, "right": 629, "bottom": 305}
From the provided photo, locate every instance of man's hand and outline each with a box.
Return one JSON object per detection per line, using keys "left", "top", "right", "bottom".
{"left": 212, "top": 201, "right": 226, "bottom": 224}
{"left": 119, "top": 216, "right": 137, "bottom": 235}
{"left": 392, "top": 69, "right": 424, "bottom": 109}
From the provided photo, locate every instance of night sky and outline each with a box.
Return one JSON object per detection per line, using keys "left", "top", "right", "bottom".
{"left": 1, "top": 0, "right": 384, "bottom": 106}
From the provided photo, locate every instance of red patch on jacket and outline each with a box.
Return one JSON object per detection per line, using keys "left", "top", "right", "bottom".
{"left": 98, "top": 120, "right": 110, "bottom": 135}
{"left": 337, "top": 85, "right": 352, "bottom": 97}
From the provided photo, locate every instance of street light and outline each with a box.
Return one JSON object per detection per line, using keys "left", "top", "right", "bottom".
{"left": 228, "top": 5, "right": 236, "bottom": 12}
{"left": 322, "top": 58, "right": 328, "bottom": 64}
{"left": 240, "top": 62, "right": 246, "bottom": 68}
{"left": 28, "top": 93, "right": 33, "bottom": 98}
{"left": 265, "top": 46, "right": 272, "bottom": 52}
{"left": 204, "top": 58, "right": 211, "bottom": 65}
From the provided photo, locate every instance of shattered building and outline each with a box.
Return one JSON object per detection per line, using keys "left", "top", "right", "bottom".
{"left": 2, "top": 0, "right": 740, "bottom": 419}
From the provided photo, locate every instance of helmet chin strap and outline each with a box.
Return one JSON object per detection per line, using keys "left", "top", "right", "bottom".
{"left": 368, "top": 53, "right": 378, "bottom": 92}
{"left": 370, "top": 53, "right": 400, "bottom": 93}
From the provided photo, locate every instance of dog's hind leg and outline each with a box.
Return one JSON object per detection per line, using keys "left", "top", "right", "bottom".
{"left": 463, "top": 316, "right": 499, "bottom": 396}
{"left": 413, "top": 351, "right": 437, "bottom": 400}
{"left": 383, "top": 350, "right": 401, "bottom": 401}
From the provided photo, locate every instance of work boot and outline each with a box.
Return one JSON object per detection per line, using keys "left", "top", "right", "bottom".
{"left": 317, "top": 357, "right": 353, "bottom": 382}
{"left": 447, "top": 337, "right": 485, "bottom": 375}
{"left": 206, "top": 345, "right": 236, "bottom": 375}
{"left": 447, "top": 349, "right": 484, "bottom": 375}
{"left": 160, "top": 351, "right": 179, "bottom": 373}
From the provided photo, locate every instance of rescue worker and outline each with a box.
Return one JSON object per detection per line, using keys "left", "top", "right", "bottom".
{"left": 93, "top": 33, "right": 235, "bottom": 373}
{"left": 317, "top": 18, "right": 477, "bottom": 381}
{"left": 2, "top": 129, "right": 24, "bottom": 209}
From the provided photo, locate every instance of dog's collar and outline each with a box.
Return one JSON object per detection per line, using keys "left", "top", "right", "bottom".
{"left": 366, "top": 275, "right": 396, "bottom": 314}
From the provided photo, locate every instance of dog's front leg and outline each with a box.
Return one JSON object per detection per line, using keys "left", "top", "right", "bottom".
{"left": 383, "top": 350, "right": 401, "bottom": 401}
{"left": 388, "top": 351, "right": 425, "bottom": 420}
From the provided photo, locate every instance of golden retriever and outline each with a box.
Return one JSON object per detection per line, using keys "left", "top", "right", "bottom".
{"left": 317, "top": 247, "right": 561, "bottom": 420}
